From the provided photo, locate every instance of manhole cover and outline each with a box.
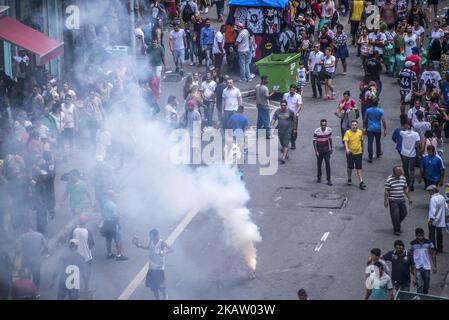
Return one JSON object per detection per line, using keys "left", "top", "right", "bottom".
{"left": 274, "top": 187, "right": 347, "bottom": 209}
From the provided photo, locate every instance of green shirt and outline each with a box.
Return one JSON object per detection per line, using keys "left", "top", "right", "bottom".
{"left": 67, "top": 180, "right": 90, "bottom": 210}
{"left": 146, "top": 45, "right": 165, "bottom": 67}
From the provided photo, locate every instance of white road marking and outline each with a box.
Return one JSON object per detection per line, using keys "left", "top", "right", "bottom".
{"left": 314, "top": 232, "right": 330, "bottom": 252}
{"left": 117, "top": 207, "right": 201, "bottom": 300}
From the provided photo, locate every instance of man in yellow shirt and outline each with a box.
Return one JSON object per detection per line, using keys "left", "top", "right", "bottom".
{"left": 343, "top": 120, "right": 367, "bottom": 190}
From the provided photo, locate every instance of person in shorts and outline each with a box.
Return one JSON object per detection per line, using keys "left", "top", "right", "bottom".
{"left": 343, "top": 120, "right": 367, "bottom": 190}
{"left": 271, "top": 100, "right": 295, "bottom": 164}
{"left": 398, "top": 61, "right": 418, "bottom": 114}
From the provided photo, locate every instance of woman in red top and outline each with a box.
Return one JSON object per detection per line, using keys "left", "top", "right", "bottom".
{"left": 335, "top": 90, "right": 358, "bottom": 141}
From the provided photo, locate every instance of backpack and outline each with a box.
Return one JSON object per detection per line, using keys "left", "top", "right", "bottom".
{"left": 286, "top": 31, "right": 297, "bottom": 53}
{"left": 182, "top": 2, "right": 194, "bottom": 23}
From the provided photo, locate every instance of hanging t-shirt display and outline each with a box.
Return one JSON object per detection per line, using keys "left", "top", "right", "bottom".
{"left": 247, "top": 8, "right": 264, "bottom": 34}
{"left": 254, "top": 35, "right": 264, "bottom": 60}
{"left": 234, "top": 7, "right": 248, "bottom": 26}
{"left": 265, "top": 9, "right": 280, "bottom": 34}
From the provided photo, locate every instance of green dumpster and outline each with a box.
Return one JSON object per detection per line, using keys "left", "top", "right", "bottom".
{"left": 255, "top": 53, "right": 301, "bottom": 93}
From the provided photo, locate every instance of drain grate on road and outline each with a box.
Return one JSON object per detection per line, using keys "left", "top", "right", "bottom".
{"left": 274, "top": 187, "right": 347, "bottom": 209}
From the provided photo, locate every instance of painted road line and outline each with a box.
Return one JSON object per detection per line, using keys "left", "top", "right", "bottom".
{"left": 314, "top": 232, "right": 330, "bottom": 252}
{"left": 117, "top": 207, "right": 201, "bottom": 300}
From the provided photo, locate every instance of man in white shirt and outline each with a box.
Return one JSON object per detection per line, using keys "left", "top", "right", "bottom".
{"left": 213, "top": 24, "right": 226, "bottom": 71}
{"left": 235, "top": 23, "right": 252, "bottom": 82}
{"left": 368, "top": 29, "right": 387, "bottom": 57}
{"left": 71, "top": 215, "right": 94, "bottom": 293}
{"left": 201, "top": 72, "right": 217, "bottom": 127}
{"left": 222, "top": 79, "right": 242, "bottom": 129}
{"left": 400, "top": 123, "right": 421, "bottom": 191}
{"left": 169, "top": 22, "right": 187, "bottom": 76}
{"left": 308, "top": 44, "right": 324, "bottom": 98}
{"left": 282, "top": 84, "right": 302, "bottom": 149}
{"left": 426, "top": 185, "right": 449, "bottom": 253}
{"left": 407, "top": 99, "right": 424, "bottom": 127}
{"left": 420, "top": 64, "right": 442, "bottom": 93}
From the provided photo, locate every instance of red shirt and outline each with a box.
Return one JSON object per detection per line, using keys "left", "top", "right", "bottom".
{"left": 406, "top": 54, "right": 421, "bottom": 76}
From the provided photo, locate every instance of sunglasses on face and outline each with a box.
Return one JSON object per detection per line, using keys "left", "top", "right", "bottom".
{"left": 281, "top": 104, "right": 287, "bottom": 107}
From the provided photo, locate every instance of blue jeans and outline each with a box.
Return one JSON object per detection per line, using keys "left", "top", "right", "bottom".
{"left": 172, "top": 49, "right": 185, "bottom": 69}
{"left": 215, "top": 0, "right": 224, "bottom": 18}
{"left": 238, "top": 50, "right": 251, "bottom": 81}
{"left": 416, "top": 268, "right": 431, "bottom": 294}
{"left": 257, "top": 104, "right": 270, "bottom": 138}
{"left": 203, "top": 45, "right": 213, "bottom": 69}
{"left": 204, "top": 100, "right": 215, "bottom": 127}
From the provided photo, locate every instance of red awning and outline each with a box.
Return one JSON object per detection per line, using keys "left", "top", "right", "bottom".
{"left": 0, "top": 15, "right": 64, "bottom": 65}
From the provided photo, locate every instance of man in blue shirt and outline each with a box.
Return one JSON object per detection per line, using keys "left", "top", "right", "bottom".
{"left": 420, "top": 145, "right": 445, "bottom": 188}
{"left": 364, "top": 99, "right": 387, "bottom": 162}
{"left": 228, "top": 105, "right": 249, "bottom": 141}
{"left": 441, "top": 71, "right": 449, "bottom": 109}
{"left": 200, "top": 18, "right": 215, "bottom": 69}
{"left": 392, "top": 114, "right": 408, "bottom": 157}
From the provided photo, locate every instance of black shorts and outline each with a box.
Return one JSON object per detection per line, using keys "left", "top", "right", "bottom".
{"left": 399, "top": 90, "right": 411, "bottom": 104}
{"left": 145, "top": 269, "right": 165, "bottom": 291}
{"left": 278, "top": 129, "right": 291, "bottom": 148}
{"left": 347, "top": 153, "right": 363, "bottom": 170}
{"left": 63, "top": 128, "right": 74, "bottom": 142}
{"left": 322, "top": 71, "right": 334, "bottom": 79}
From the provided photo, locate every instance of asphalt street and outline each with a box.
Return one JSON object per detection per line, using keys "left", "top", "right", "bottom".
{"left": 32, "top": 6, "right": 449, "bottom": 300}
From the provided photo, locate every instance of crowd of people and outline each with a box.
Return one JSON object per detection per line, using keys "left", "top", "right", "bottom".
{"left": 1, "top": 0, "right": 449, "bottom": 301}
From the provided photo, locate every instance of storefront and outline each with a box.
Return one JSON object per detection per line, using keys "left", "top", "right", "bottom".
{"left": 0, "top": 0, "right": 64, "bottom": 79}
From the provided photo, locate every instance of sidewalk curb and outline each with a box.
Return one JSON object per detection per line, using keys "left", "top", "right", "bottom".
{"left": 241, "top": 90, "right": 255, "bottom": 98}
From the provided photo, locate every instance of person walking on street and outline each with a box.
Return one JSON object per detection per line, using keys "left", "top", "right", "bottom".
{"left": 200, "top": 18, "right": 215, "bottom": 70}
{"left": 364, "top": 99, "right": 387, "bottom": 163}
{"left": 133, "top": 229, "right": 172, "bottom": 300}
{"left": 343, "top": 120, "right": 366, "bottom": 190}
{"left": 400, "top": 123, "right": 421, "bottom": 192}
{"left": 283, "top": 84, "right": 302, "bottom": 149}
{"left": 71, "top": 215, "right": 95, "bottom": 293}
{"left": 17, "top": 227, "right": 48, "bottom": 289}
{"left": 255, "top": 76, "right": 276, "bottom": 139}
{"left": 420, "top": 145, "right": 445, "bottom": 188}
{"left": 384, "top": 166, "right": 412, "bottom": 235}
{"left": 410, "top": 228, "right": 437, "bottom": 295}
{"left": 235, "top": 23, "right": 252, "bottom": 83}
{"left": 425, "top": 185, "right": 449, "bottom": 253}
{"left": 365, "top": 261, "right": 393, "bottom": 300}
{"left": 313, "top": 119, "right": 333, "bottom": 185}
{"left": 146, "top": 39, "right": 167, "bottom": 79}
{"left": 201, "top": 72, "right": 217, "bottom": 128}
{"left": 101, "top": 192, "right": 128, "bottom": 261}
{"left": 51, "top": 239, "right": 86, "bottom": 300}
{"left": 222, "top": 79, "right": 242, "bottom": 129}
{"left": 271, "top": 100, "right": 295, "bottom": 165}
{"left": 308, "top": 44, "right": 324, "bottom": 99}
{"left": 383, "top": 240, "right": 416, "bottom": 293}
{"left": 213, "top": 25, "right": 226, "bottom": 71}
{"left": 169, "top": 21, "right": 187, "bottom": 76}
{"left": 11, "top": 269, "right": 39, "bottom": 300}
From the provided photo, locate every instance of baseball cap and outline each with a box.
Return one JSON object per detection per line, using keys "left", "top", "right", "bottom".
{"left": 405, "top": 61, "right": 415, "bottom": 68}
{"left": 425, "top": 185, "right": 438, "bottom": 191}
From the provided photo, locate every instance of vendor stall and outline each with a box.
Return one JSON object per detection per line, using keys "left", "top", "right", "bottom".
{"left": 226, "top": 0, "right": 289, "bottom": 61}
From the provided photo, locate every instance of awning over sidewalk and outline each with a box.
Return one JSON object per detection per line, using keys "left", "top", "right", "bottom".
{"left": 0, "top": 15, "right": 64, "bottom": 65}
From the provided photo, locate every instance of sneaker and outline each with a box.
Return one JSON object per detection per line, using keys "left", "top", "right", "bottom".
{"left": 325, "top": 95, "right": 330, "bottom": 100}
{"left": 280, "top": 158, "right": 286, "bottom": 164}
{"left": 376, "top": 152, "right": 383, "bottom": 158}
{"left": 238, "top": 79, "right": 245, "bottom": 83}
{"left": 393, "top": 230, "right": 401, "bottom": 236}
{"left": 247, "top": 78, "right": 253, "bottom": 82}
{"left": 116, "top": 254, "right": 128, "bottom": 261}
{"left": 291, "top": 143, "right": 296, "bottom": 150}
{"left": 359, "top": 182, "right": 367, "bottom": 190}
{"left": 347, "top": 179, "right": 352, "bottom": 186}
{"left": 327, "top": 180, "right": 333, "bottom": 186}
{"left": 189, "top": 62, "right": 195, "bottom": 66}
{"left": 106, "top": 253, "right": 116, "bottom": 259}
{"left": 368, "top": 158, "right": 373, "bottom": 163}
{"left": 317, "top": 178, "right": 322, "bottom": 183}
{"left": 179, "top": 70, "right": 184, "bottom": 77}
{"left": 204, "top": 7, "right": 209, "bottom": 13}
{"left": 312, "top": 95, "right": 317, "bottom": 99}
{"left": 250, "top": 73, "right": 255, "bottom": 79}
{"left": 409, "top": 186, "right": 414, "bottom": 192}
{"left": 331, "top": 92, "right": 336, "bottom": 100}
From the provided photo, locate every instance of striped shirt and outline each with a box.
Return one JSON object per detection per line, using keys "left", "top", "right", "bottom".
{"left": 313, "top": 127, "right": 332, "bottom": 153}
{"left": 385, "top": 175, "right": 407, "bottom": 200}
